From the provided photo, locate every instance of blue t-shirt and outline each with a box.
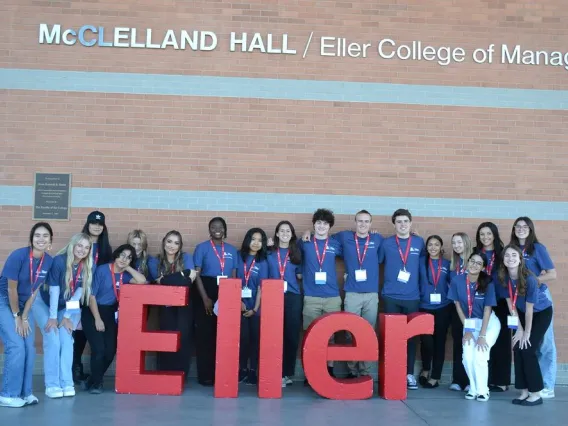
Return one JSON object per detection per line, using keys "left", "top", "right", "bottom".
{"left": 135, "top": 255, "right": 155, "bottom": 282}
{"left": 448, "top": 274, "right": 497, "bottom": 319}
{"left": 299, "top": 237, "right": 343, "bottom": 298}
{"left": 419, "top": 258, "right": 451, "bottom": 310}
{"left": 379, "top": 235, "right": 425, "bottom": 300}
{"left": 449, "top": 257, "right": 466, "bottom": 282}
{"left": 521, "top": 243, "right": 554, "bottom": 288}
{"left": 236, "top": 252, "right": 269, "bottom": 311}
{"left": 91, "top": 263, "right": 133, "bottom": 306}
{"left": 148, "top": 252, "right": 195, "bottom": 282}
{"left": 495, "top": 274, "right": 552, "bottom": 313}
{"left": 267, "top": 248, "right": 301, "bottom": 294}
{"left": 0, "top": 247, "right": 53, "bottom": 309}
{"left": 193, "top": 240, "right": 239, "bottom": 277}
{"left": 40, "top": 254, "right": 86, "bottom": 310}
{"left": 334, "top": 231, "right": 382, "bottom": 293}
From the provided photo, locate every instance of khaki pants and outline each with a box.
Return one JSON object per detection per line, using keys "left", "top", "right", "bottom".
{"left": 302, "top": 296, "right": 342, "bottom": 330}
{"left": 344, "top": 292, "right": 378, "bottom": 375}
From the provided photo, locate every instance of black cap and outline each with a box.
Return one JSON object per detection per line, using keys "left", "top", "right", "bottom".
{"left": 87, "top": 211, "right": 105, "bottom": 225}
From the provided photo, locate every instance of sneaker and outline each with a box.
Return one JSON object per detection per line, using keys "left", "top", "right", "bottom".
{"left": 346, "top": 373, "right": 358, "bottom": 380}
{"left": 238, "top": 369, "right": 248, "bottom": 383}
{"left": 407, "top": 374, "right": 418, "bottom": 390}
{"left": 246, "top": 370, "right": 258, "bottom": 386}
{"left": 541, "top": 388, "right": 555, "bottom": 399}
{"left": 89, "top": 384, "right": 103, "bottom": 395}
{"left": 476, "top": 393, "right": 490, "bottom": 402}
{"left": 0, "top": 396, "right": 26, "bottom": 408}
{"left": 45, "top": 387, "right": 64, "bottom": 399}
{"left": 62, "top": 387, "right": 76, "bottom": 397}
{"left": 465, "top": 392, "right": 476, "bottom": 400}
{"left": 284, "top": 376, "right": 293, "bottom": 386}
{"left": 81, "top": 376, "right": 93, "bottom": 391}
{"left": 281, "top": 377, "right": 287, "bottom": 388}
{"left": 449, "top": 383, "right": 462, "bottom": 391}
{"left": 22, "top": 394, "right": 39, "bottom": 405}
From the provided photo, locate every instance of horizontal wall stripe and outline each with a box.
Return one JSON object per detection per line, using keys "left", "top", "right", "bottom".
{"left": 2, "top": 186, "right": 567, "bottom": 221}
{"left": 1, "top": 68, "right": 567, "bottom": 110}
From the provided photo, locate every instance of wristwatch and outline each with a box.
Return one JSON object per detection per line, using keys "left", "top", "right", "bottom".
{"left": 12, "top": 311, "right": 20, "bottom": 319}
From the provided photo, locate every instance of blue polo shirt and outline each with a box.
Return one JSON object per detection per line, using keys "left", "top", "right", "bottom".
{"left": 267, "top": 248, "right": 301, "bottom": 294}
{"left": 419, "top": 258, "right": 451, "bottom": 310}
{"left": 495, "top": 274, "right": 552, "bottom": 313}
{"left": 236, "top": 252, "right": 269, "bottom": 311}
{"left": 91, "top": 263, "right": 133, "bottom": 306}
{"left": 333, "top": 231, "right": 382, "bottom": 293}
{"left": 299, "top": 237, "right": 343, "bottom": 298}
{"left": 193, "top": 240, "right": 239, "bottom": 277}
{"left": 0, "top": 247, "right": 53, "bottom": 309}
{"left": 379, "top": 235, "right": 425, "bottom": 300}
{"left": 41, "top": 254, "right": 86, "bottom": 310}
{"left": 521, "top": 243, "right": 554, "bottom": 288}
{"left": 448, "top": 274, "right": 497, "bottom": 319}
{"left": 148, "top": 252, "right": 195, "bottom": 281}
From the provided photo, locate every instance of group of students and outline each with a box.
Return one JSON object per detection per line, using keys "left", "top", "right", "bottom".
{"left": 0, "top": 208, "right": 557, "bottom": 408}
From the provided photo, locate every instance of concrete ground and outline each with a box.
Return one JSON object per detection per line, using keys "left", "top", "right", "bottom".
{"left": 1, "top": 377, "right": 566, "bottom": 426}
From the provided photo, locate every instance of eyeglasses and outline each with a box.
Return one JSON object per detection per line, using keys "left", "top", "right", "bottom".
{"left": 118, "top": 253, "right": 132, "bottom": 260}
{"left": 468, "top": 259, "right": 483, "bottom": 267}
{"left": 515, "top": 225, "right": 530, "bottom": 231}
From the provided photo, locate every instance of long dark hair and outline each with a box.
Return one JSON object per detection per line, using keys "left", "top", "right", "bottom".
{"left": 273, "top": 221, "right": 302, "bottom": 265}
{"left": 82, "top": 219, "right": 112, "bottom": 265}
{"left": 468, "top": 251, "right": 492, "bottom": 293}
{"left": 157, "top": 230, "right": 186, "bottom": 275}
{"left": 497, "top": 244, "right": 533, "bottom": 296}
{"left": 475, "top": 222, "right": 504, "bottom": 272}
{"left": 510, "top": 217, "right": 540, "bottom": 256}
{"left": 240, "top": 228, "right": 268, "bottom": 262}
{"left": 424, "top": 235, "right": 444, "bottom": 282}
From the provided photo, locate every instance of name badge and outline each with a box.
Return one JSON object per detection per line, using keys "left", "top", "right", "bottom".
{"left": 430, "top": 293, "right": 441, "bottom": 304}
{"left": 213, "top": 301, "right": 219, "bottom": 316}
{"left": 115, "top": 309, "right": 119, "bottom": 323}
{"left": 507, "top": 315, "right": 519, "bottom": 329}
{"left": 242, "top": 287, "right": 252, "bottom": 298}
{"left": 217, "top": 275, "right": 228, "bottom": 286}
{"left": 66, "top": 300, "right": 80, "bottom": 313}
{"left": 283, "top": 280, "right": 288, "bottom": 293}
{"left": 315, "top": 271, "right": 327, "bottom": 285}
{"left": 397, "top": 269, "right": 411, "bottom": 283}
{"left": 464, "top": 318, "right": 476, "bottom": 332}
{"left": 355, "top": 269, "right": 367, "bottom": 282}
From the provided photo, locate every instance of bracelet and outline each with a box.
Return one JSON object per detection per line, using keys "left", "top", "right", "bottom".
{"left": 23, "top": 318, "right": 29, "bottom": 323}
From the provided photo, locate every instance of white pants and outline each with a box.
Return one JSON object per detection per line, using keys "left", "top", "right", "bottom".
{"left": 462, "top": 312, "right": 501, "bottom": 396}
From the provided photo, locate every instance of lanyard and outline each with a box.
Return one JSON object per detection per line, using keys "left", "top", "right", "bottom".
{"left": 110, "top": 264, "right": 123, "bottom": 302}
{"left": 313, "top": 238, "right": 329, "bottom": 271}
{"left": 482, "top": 248, "right": 495, "bottom": 275}
{"left": 210, "top": 240, "right": 225, "bottom": 275}
{"left": 29, "top": 249, "right": 45, "bottom": 291}
{"left": 277, "top": 249, "right": 289, "bottom": 280}
{"left": 429, "top": 258, "right": 442, "bottom": 290}
{"left": 508, "top": 279, "right": 519, "bottom": 313}
{"left": 395, "top": 236, "right": 412, "bottom": 269}
{"left": 243, "top": 258, "right": 256, "bottom": 288}
{"left": 457, "top": 258, "right": 465, "bottom": 275}
{"left": 94, "top": 250, "right": 99, "bottom": 266}
{"left": 70, "top": 263, "right": 83, "bottom": 296}
{"left": 354, "top": 233, "right": 370, "bottom": 268}
{"left": 465, "top": 276, "right": 477, "bottom": 318}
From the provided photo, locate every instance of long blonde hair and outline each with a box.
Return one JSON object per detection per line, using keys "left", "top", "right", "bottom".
{"left": 56, "top": 233, "right": 93, "bottom": 304}
{"left": 127, "top": 229, "right": 149, "bottom": 276}
{"left": 450, "top": 232, "right": 473, "bottom": 272}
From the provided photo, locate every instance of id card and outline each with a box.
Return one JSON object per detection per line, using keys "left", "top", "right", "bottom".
{"left": 315, "top": 271, "right": 327, "bottom": 285}
{"left": 507, "top": 315, "right": 519, "bottom": 330}
{"left": 217, "top": 275, "right": 228, "bottom": 285}
{"left": 464, "top": 318, "right": 476, "bottom": 332}
{"left": 213, "top": 301, "right": 219, "bottom": 316}
{"left": 283, "top": 280, "right": 288, "bottom": 293}
{"left": 66, "top": 300, "right": 80, "bottom": 313}
{"left": 242, "top": 287, "right": 252, "bottom": 298}
{"left": 355, "top": 269, "right": 367, "bottom": 282}
{"left": 397, "top": 269, "right": 411, "bottom": 283}
{"left": 429, "top": 293, "right": 441, "bottom": 304}
{"left": 114, "top": 309, "right": 119, "bottom": 323}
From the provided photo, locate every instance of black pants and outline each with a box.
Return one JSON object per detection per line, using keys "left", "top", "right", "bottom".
{"left": 450, "top": 304, "right": 469, "bottom": 388}
{"left": 157, "top": 305, "right": 194, "bottom": 377}
{"left": 72, "top": 329, "right": 88, "bottom": 370}
{"left": 283, "top": 292, "right": 303, "bottom": 378}
{"left": 193, "top": 276, "right": 219, "bottom": 383}
{"left": 488, "top": 298, "right": 512, "bottom": 387}
{"left": 515, "top": 307, "right": 553, "bottom": 392}
{"left": 420, "top": 304, "right": 452, "bottom": 380}
{"left": 383, "top": 296, "right": 420, "bottom": 375}
{"left": 82, "top": 304, "right": 118, "bottom": 387}
{"left": 240, "top": 314, "right": 260, "bottom": 372}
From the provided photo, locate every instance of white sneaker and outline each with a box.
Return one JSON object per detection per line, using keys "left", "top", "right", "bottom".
{"left": 281, "top": 378, "right": 287, "bottom": 388}
{"left": 476, "top": 393, "right": 490, "bottom": 402}
{"left": 62, "top": 387, "right": 76, "bottom": 397}
{"left": 406, "top": 374, "right": 418, "bottom": 390}
{"left": 449, "top": 383, "right": 462, "bottom": 391}
{"left": 541, "top": 388, "right": 555, "bottom": 399}
{"left": 0, "top": 396, "right": 26, "bottom": 408}
{"left": 45, "top": 387, "right": 63, "bottom": 399}
{"left": 284, "top": 376, "right": 293, "bottom": 385}
{"left": 22, "top": 394, "right": 39, "bottom": 405}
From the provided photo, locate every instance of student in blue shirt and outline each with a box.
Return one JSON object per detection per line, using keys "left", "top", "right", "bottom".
{"left": 0, "top": 222, "right": 54, "bottom": 408}
{"left": 448, "top": 232, "right": 473, "bottom": 392}
{"left": 510, "top": 216, "right": 557, "bottom": 399}
{"left": 81, "top": 244, "right": 146, "bottom": 394}
{"left": 418, "top": 235, "right": 451, "bottom": 389}
{"left": 267, "top": 221, "right": 302, "bottom": 388}
{"left": 236, "top": 228, "right": 269, "bottom": 386}
{"left": 148, "top": 231, "right": 196, "bottom": 381}
{"left": 32, "top": 233, "right": 93, "bottom": 399}
{"left": 379, "top": 209, "right": 425, "bottom": 390}
{"left": 475, "top": 222, "right": 509, "bottom": 393}
{"left": 193, "top": 217, "right": 238, "bottom": 386}
{"left": 127, "top": 229, "right": 155, "bottom": 282}
{"left": 497, "top": 244, "right": 553, "bottom": 407}
{"left": 448, "top": 252, "right": 500, "bottom": 402}
{"left": 299, "top": 208, "right": 343, "bottom": 382}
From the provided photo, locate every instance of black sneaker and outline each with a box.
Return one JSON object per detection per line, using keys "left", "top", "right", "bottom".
{"left": 81, "top": 376, "right": 93, "bottom": 391}
{"left": 346, "top": 373, "right": 358, "bottom": 379}
{"left": 238, "top": 369, "right": 248, "bottom": 383}
{"left": 89, "top": 383, "right": 103, "bottom": 394}
{"left": 418, "top": 375, "right": 429, "bottom": 387}
{"left": 246, "top": 370, "right": 258, "bottom": 386}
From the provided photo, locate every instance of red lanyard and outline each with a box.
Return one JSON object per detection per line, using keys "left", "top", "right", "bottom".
{"left": 70, "top": 263, "right": 83, "bottom": 296}
{"left": 94, "top": 251, "right": 99, "bottom": 266}
{"left": 110, "top": 264, "right": 123, "bottom": 302}
{"left": 429, "top": 258, "right": 442, "bottom": 290}
{"left": 277, "top": 249, "right": 289, "bottom": 279}
{"left": 395, "top": 236, "right": 412, "bottom": 269}
{"left": 29, "top": 250, "right": 45, "bottom": 291}
{"left": 243, "top": 258, "right": 256, "bottom": 287}
{"left": 313, "top": 238, "right": 329, "bottom": 271}
{"left": 457, "top": 258, "right": 465, "bottom": 275}
{"left": 482, "top": 248, "right": 495, "bottom": 274}
{"left": 210, "top": 240, "right": 226, "bottom": 274}
{"left": 354, "top": 233, "right": 370, "bottom": 268}
{"left": 465, "top": 276, "right": 477, "bottom": 318}
{"left": 508, "top": 279, "right": 519, "bottom": 313}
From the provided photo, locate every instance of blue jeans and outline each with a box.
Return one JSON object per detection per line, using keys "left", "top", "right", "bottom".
{"left": 32, "top": 297, "right": 80, "bottom": 389}
{"left": 537, "top": 288, "right": 556, "bottom": 389}
{"left": 0, "top": 298, "right": 36, "bottom": 398}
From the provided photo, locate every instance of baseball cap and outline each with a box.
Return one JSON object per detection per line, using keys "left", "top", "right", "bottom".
{"left": 87, "top": 210, "right": 105, "bottom": 225}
